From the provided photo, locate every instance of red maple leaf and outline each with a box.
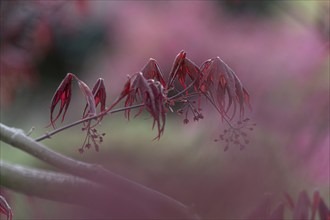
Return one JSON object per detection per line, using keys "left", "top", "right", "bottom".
{"left": 141, "top": 58, "right": 166, "bottom": 87}
{"left": 50, "top": 73, "right": 97, "bottom": 127}
{"left": 50, "top": 73, "right": 73, "bottom": 128}
{"left": 47, "top": 51, "right": 253, "bottom": 145}
{"left": 167, "top": 50, "right": 201, "bottom": 92}
{"left": 199, "top": 57, "right": 250, "bottom": 119}
{"left": 83, "top": 78, "right": 106, "bottom": 118}
{"left": 110, "top": 72, "right": 166, "bottom": 139}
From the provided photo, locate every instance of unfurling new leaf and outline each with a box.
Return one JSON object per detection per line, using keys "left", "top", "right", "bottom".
{"left": 83, "top": 78, "right": 106, "bottom": 118}
{"left": 50, "top": 73, "right": 73, "bottom": 128}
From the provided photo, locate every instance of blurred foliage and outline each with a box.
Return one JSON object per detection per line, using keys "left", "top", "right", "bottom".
{"left": 219, "top": 0, "right": 279, "bottom": 17}
{"left": 0, "top": 1, "right": 110, "bottom": 110}
{"left": 37, "top": 20, "right": 108, "bottom": 82}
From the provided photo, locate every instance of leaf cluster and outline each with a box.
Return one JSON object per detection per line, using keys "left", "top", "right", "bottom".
{"left": 49, "top": 51, "right": 251, "bottom": 150}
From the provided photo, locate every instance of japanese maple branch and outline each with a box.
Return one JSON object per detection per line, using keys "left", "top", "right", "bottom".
{"left": 0, "top": 123, "right": 198, "bottom": 219}
{"left": 0, "top": 161, "right": 108, "bottom": 208}
{"left": 35, "top": 103, "right": 144, "bottom": 142}
{"left": 0, "top": 161, "right": 164, "bottom": 218}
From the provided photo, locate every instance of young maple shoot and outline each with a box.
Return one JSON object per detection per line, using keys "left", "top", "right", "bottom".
{"left": 44, "top": 50, "right": 252, "bottom": 152}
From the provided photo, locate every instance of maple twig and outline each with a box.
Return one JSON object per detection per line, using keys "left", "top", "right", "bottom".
{"left": 35, "top": 103, "right": 144, "bottom": 142}
{"left": 1, "top": 161, "right": 174, "bottom": 218}
{"left": 202, "top": 92, "right": 235, "bottom": 129}
{"left": 168, "top": 77, "right": 199, "bottom": 100}
{"left": 0, "top": 123, "right": 199, "bottom": 219}
{"left": 0, "top": 161, "right": 108, "bottom": 208}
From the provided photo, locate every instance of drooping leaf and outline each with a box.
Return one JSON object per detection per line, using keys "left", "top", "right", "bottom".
{"left": 123, "top": 73, "right": 148, "bottom": 119}
{"left": 133, "top": 73, "right": 166, "bottom": 139}
{"left": 110, "top": 72, "right": 166, "bottom": 139}
{"left": 50, "top": 73, "right": 73, "bottom": 127}
{"left": 318, "top": 198, "right": 330, "bottom": 220}
{"left": 311, "top": 190, "right": 321, "bottom": 220}
{"left": 293, "top": 190, "right": 311, "bottom": 220}
{"left": 167, "top": 50, "right": 185, "bottom": 89}
{"left": 167, "top": 50, "right": 201, "bottom": 91}
{"left": 0, "top": 195, "right": 13, "bottom": 220}
{"left": 199, "top": 57, "right": 250, "bottom": 119}
{"left": 77, "top": 79, "right": 96, "bottom": 118}
{"left": 92, "top": 78, "right": 106, "bottom": 112}
{"left": 83, "top": 78, "right": 106, "bottom": 118}
{"left": 141, "top": 58, "right": 166, "bottom": 87}
{"left": 97, "top": 51, "right": 252, "bottom": 141}
{"left": 147, "top": 79, "right": 166, "bottom": 139}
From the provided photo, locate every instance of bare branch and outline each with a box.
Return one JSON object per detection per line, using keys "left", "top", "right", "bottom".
{"left": 0, "top": 123, "right": 199, "bottom": 219}
{"left": 1, "top": 161, "right": 106, "bottom": 207}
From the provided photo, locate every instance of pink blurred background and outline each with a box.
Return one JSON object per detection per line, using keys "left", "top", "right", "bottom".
{"left": 1, "top": 1, "right": 329, "bottom": 219}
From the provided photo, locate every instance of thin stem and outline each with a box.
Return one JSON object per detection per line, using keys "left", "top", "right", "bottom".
{"left": 202, "top": 92, "right": 234, "bottom": 129}
{"left": 35, "top": 103, "right": 144, "bottom": 142}
{"left": 170, "top": 92, "right": 201, "bottom": 102}
{"left": 168, "top": 77, "right": 199, "bottom": 100}
{"left": 187, "top": 101, "right": 197, "bottom": 117}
